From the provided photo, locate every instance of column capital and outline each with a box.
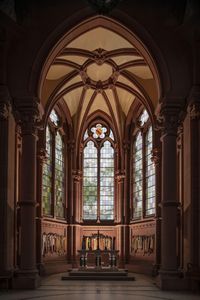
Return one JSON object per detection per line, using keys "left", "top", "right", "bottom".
{"left": 14, "top": 98, "right": 42, "bottom": 136}
{"left": 157, "top": 101, "right": 184, "bottom": 136}
{"left": 187, "top": 85, "right": 200, "bottom": 120}
{"left": 0, "top": 85, "right": 11, "bottom": 120}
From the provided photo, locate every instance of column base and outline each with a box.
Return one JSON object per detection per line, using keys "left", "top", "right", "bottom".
{"left": 37, "top": 263, "right": 45, "bottom": 276}
{"left": 12, "top": 269, "right": 40, "bottom": 289}
{"left": 157, "top": 270, "right": 189, "bottom": 290}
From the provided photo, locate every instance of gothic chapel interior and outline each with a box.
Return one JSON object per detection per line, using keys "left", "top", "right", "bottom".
{"left": 0, "top": 0, "right": 200, "bottom": 291}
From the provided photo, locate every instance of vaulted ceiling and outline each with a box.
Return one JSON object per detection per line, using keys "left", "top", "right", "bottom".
{"left": 41, "top": 27, "right": 158, "bottom": 138}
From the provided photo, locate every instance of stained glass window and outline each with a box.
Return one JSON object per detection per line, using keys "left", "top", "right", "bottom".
{"left": 83, "top": 124, "right": 115, "bottom": 221}
{"left": 84, "top": 130, "right": 89, "bottom": 140}
{"left": 139, "top": 109, "right": 149, "bottom": 126}
{"left": 55, "top": 132, "right": 65, "bottom": 218}
{"left": 133, "top": 132, "right": 143, "bottom": 219}
{"left": 100, "top": 141, "right": 114, "bottom": 220}
{"left": 42, "top": 109, "right": 66, "bottom": 219}
{"left": 91, "top": 124, "right": 107, "bottom": 139}
{"left": 83, "top": 141, "right": 98, "bottom": 220}
{"left": 109, "top": 129, "right": 114, "bottom": 140}
{"left": 133, "top": 109, "right": 156, "bottom": 220}
{"left": 42, "top": 126, "right": 52, "bottom": 215}
{"left": 145, "top": 127, "right": 155, "bottom": 215}
{"left": 49, "top": 109, "right": 59, "bottom": 126}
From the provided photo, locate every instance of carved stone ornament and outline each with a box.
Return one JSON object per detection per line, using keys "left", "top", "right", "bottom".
{"left": 0, "top": 85, "right": 11, "bottom": 120}
{"left": 189, "top": 103, "right": 200, "bottom": 120}
{"left": 151, "top": 148, "right": 160, "bottom": 166}
{"left": 37, "top": 148, "right": 48, "bottom": 164}
{"left": 14, "top": 98, "right": 41, "bottom": 136}
{"left": 188, "top": 86, "right": 200, "bottom": 120}
{"left": 72, "top": 170, "right": 82, "bottom": 182}
{"left": 93, "top": 48, "right": 106, "bottom": 65}
{"left": 0, "top": 101, "right": 10, "bottom": 120}
{"left": 157, "top": 103, "right": 183, "bottom": 136}
{"left": 116, "top": 171, "right": 125, "bottom": 182}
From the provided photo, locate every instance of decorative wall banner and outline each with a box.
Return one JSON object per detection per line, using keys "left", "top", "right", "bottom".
{"left": 42, "top": 232, "right": 67, "bottom": 257}
{"left": 131, "top": 235, "right": 155, "bottom": 256}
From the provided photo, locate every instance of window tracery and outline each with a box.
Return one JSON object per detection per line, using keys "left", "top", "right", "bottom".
{"left": 83, "top": 123, "right": 115, "bottom": 221}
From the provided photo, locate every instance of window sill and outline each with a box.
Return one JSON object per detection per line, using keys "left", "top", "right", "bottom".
{"left": 42, "top": 216, "right": 67, "bottom": 224}
{"left": 130, "top": 216, "right": 155, "bottom": 224}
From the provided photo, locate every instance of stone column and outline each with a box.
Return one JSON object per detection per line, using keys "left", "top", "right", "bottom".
{"left": 0, "top": 86, "right": 14, "bottom": 278}
{"left": 158, "top": 102, "right": 184, "bottom": 290}
{"left": 187, "top": 87, "right": 200, "bottom": 279}
{"left": 13, "top": 102, "right": 40, "bottom": 289}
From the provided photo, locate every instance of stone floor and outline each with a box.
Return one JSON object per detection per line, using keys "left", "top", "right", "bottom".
{"left": 0, "top": 272, "right": 199, "bottom": 300}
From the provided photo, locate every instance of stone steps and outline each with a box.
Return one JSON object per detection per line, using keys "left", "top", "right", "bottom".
{"left": 61, "top": 268, "right": 135, "bottom": 281}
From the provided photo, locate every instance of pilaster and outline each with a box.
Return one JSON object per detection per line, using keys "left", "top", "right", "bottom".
{"left": 186, "top": 86, "right": 200, "bottom": 283}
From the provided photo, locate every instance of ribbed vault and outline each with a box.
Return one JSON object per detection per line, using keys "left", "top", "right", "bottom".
{"left": 41, "top": 23, "right": 159, "bottom": 139}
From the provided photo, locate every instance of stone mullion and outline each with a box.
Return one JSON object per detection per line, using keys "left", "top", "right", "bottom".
{"left": 14, "top": 125, "right": 22, "bottom": 270}
{"left": 52, "top": 131, "right": 56, "bottom": 218}
{"left": 142, "top": 130, "right": 146, "bottom": 219}
{"left": 123, "top": 142, "right": 130, "bottom": 224}
{"left": 97, "top": 147, "right": 100, "bottom": 221}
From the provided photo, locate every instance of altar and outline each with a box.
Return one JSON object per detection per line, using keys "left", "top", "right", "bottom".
{"left": 78, "top": 231, "right": 119, "bottom": 269}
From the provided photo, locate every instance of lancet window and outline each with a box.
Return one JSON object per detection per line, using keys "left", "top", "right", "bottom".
{"left": 82, "top": 123, "right": 115, "bottom": 221}
{"left": 132, "top": 109, "right": 155, "bottom": 219}
{"left": 42, "top": 109, "right": 65, "bottom": 218}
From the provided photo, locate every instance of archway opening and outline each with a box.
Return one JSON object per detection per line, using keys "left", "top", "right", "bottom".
{"left": 39, "top": 16, "right": 161, "bottom": 275}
